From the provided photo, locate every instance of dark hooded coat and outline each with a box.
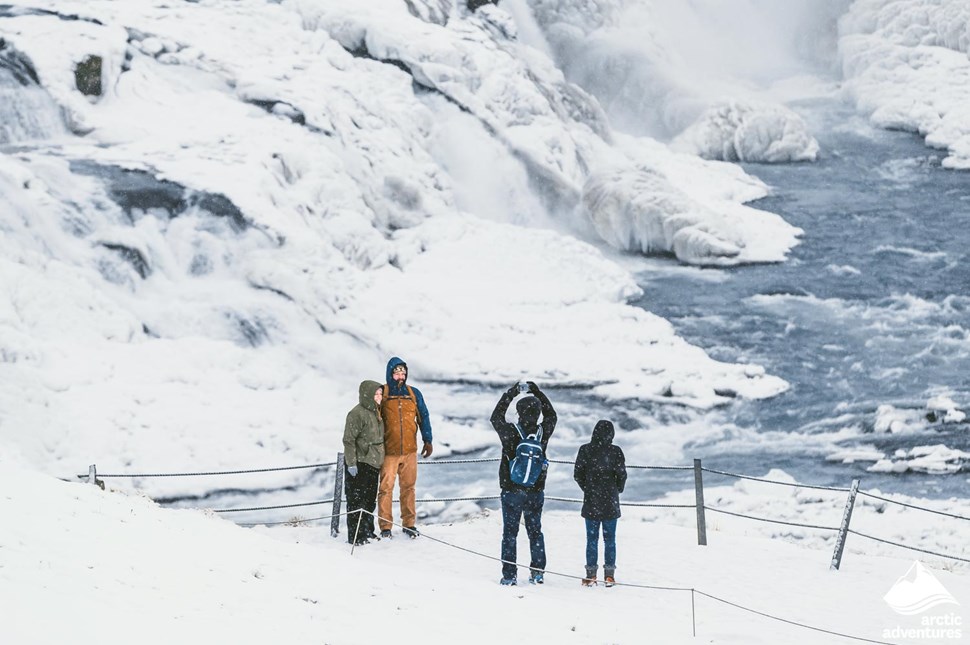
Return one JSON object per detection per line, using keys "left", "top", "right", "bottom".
{"left": 573, "top": 420, "right": 627, "bottom": 520}
{"left": 490, "top": 386, "right": 557, "bottom": 492}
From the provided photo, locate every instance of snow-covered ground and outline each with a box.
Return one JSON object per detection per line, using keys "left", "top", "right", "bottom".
{"left": 3, "top": 459, "right": 968, "bottom": 645}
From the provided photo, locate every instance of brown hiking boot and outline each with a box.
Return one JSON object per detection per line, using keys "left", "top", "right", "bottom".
{"left": 581, "top": 576, "right": 597, "bottom": 587}
{"left": 604, "top": 576, "right": 615, "bottom": 587}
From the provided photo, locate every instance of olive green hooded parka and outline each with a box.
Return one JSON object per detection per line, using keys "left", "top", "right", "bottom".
{"left": 342, "top": 380, "right": 385, "bottom": 470}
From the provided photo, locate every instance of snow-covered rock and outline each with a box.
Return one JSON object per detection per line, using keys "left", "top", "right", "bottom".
{"left": 672, "top": 100, "right": 820, "bottom": 163}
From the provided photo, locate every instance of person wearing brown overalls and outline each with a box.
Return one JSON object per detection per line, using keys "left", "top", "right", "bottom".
{"left": 378, "top": 356, "right": 433, "bottom": 538}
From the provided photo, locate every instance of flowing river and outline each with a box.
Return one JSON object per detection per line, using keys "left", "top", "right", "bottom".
{"left": 632, "top": 98, "right": 970, "bottom": 500}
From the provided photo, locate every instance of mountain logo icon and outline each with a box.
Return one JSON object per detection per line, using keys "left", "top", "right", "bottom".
{"left": 883, "top": 561, "right": 960, "bottom": 615}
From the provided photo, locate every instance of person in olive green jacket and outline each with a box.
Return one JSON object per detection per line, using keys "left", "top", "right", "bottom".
{"left": 342, "top": 379, "right": 385, "bottom": 544}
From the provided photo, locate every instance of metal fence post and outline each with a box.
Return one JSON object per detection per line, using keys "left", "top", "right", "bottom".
{"left": 694, "top": 458, "right": 707, "bottom": 546}
{"left": 330, "top": 452, "right": 345, "bottom": 538}
{"left": 830, "top": 478, "right": 860, "bottom": 571}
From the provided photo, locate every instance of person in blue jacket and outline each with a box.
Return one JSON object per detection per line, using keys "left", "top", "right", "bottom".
{"left": 573, "top": 419, "right": 627, "bottom": 587}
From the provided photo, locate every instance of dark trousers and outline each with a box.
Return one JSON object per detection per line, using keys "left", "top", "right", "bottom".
{"left": 585, "top": 518, "right": 617, "bottom": 569}
{"left": 500, "top": 489, "right": 546, "bottom": 579}
{"left": 345, "top": 463, "right": 379, "bottom": 542}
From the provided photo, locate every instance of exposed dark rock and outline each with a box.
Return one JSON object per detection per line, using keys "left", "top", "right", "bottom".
{"left": 187, "top": 192, "right": 248, "bottom": 232}
{"left": 101, "top": 242, "right": 151, "bottom": 279}
{"left": 75, "top": 55, "right": 102, "bottom": 96}
{"left": 348, "top": 44, "right": 412, "bottom": 76}
{"left": 70, "top": 161, "right": 250, "bottom": 231}
{"left": 246, "top": 99, "right": 306, "bottom": 125}
{"left": 0, "top": 4, "right": 104, "bottom": 24}
{"left": 0, "top": 39, "right": 40, "bottom": 85}
{"left": 467, "top": 0, "right": 497, "bottom": 10}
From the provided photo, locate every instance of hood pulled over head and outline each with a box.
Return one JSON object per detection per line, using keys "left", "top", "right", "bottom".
{"left": 385, "top": 356, "right": 407, "bottom": 385}
{"left": 591, "top": 419, "right": 614, "bottom": 446}
{"left": 516, "top": 396, "right": 541, "bottom": 426}
{"left": 359, "top": 379, "right": 382, "bottom": 410}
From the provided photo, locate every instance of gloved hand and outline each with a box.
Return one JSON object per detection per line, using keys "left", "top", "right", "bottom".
{"left": 421, "top": 441, "right": 433, "bottom": 458}
{"left": 527, "top": 380, "right": 539, "bottom": 394}
{"left": 347, "top": 465, "right": 358, "bottom": 477}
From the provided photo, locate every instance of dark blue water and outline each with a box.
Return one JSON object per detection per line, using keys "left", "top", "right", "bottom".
{"left": 632, "top": 100, "right": 970, "bottom": 498}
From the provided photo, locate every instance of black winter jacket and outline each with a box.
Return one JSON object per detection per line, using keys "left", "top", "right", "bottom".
{"left": 490, "top": 384, "right": 557, "bottom": 492}
{"left": 573, "top": 421, "right": 627, "bottom": 520}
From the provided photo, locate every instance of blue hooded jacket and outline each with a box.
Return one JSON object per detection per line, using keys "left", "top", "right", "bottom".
{"left": 384, "top": 356, "right": 433, "bottom": 444}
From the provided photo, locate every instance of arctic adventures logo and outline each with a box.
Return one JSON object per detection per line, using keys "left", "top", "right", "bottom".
{"left": 882, "top": 561, "right": 962, "bottom": 641}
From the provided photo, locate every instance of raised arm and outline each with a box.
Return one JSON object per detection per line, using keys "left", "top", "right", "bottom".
{"left": 490, "top": 384, "right": 517, "bottom": 433}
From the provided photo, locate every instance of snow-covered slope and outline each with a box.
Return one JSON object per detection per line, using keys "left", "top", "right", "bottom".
{"left": 0, "top": 0, "right": 798, "bottom": 479}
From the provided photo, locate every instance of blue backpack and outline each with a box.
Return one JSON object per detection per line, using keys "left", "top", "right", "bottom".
{"left": 509, "top": 424, "right": 548, "bottom": 487}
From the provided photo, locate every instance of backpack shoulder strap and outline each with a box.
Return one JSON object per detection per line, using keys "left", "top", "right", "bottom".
{"left": 405, "top": 385, "right": 423, "bottom": 426}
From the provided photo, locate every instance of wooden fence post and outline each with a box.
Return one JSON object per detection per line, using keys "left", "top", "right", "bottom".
{"left": 830, "top": 478, "right": 860, "bottom": 570}
{"left": 86, "top": 464, "right": 103, "bottom": 490}
{"left": 694, "top": 458, "right": 707, "bottom": 546}
{"left": 330, "top": 452, "right": 345, "bottom": 538}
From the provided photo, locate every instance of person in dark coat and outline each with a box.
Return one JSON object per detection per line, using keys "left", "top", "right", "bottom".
{"left": 490, "top": 381, "right": 557, "bottom": 586}
{"left": 573, "top": 419, "right": 627, "bottom": 587}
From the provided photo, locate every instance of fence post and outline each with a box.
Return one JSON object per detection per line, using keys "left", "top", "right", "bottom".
{"left": 830, "top": 478, "right": 860, "bottom": 571}
{"left": 330, "top": 452, "right": 345, "bottom": 538}
{"left": 86, "top": 464, "right": 103, "bottom": 490}
{"left": 694, "top": 458, "right": 707, "bottom": 546}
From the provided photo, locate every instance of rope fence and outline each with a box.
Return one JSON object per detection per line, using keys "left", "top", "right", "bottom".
{"left": 701, "top": 467, "right": 851, "bottom": 493}
{"left": 78, "top": 453, "right": 970, "bottom": 568}
{"left": 857, "top": 490, "right": 970, "bottom": 522}
{"left": 85, "top": 462, "right": 339, "bottom": 479}
{"left": 704, "top": 506, "right": 840, "bottom": 532}
{"left": 354, "top": 508, "right": 892, "bottom": 644}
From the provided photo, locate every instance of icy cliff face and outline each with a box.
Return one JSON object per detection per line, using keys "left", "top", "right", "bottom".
{"left": 0, "top": 0, "right": 791, "bottom": 479}
{"left": 839, "top": 0, "right": 970, "bottom": 168}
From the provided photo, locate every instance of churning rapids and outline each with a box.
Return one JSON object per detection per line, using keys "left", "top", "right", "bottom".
{"left": 633, "top": 99, "right": 970, "bottom": 501}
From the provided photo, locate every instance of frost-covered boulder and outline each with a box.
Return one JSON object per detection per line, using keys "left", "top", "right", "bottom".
{"left": 583, "top": 168, "right": 743, "bottom": 263}
{"left": 672, "top": 101, "right": 819, "bottom": 163}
